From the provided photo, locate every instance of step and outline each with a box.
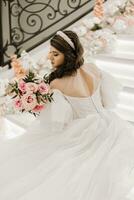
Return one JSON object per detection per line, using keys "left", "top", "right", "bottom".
{"left": 29, "top": 41, "right": 49, "bottom": 63}
{"left": 93, "top": 55, "right": 134, "bottom": 78}
{"left": 113, "top": 74, "right": 134, "bottom": 88}
{"left": 118, "top": 88, "right": 134, "bottom": 107}
{"left": 117, "top": 34, "right": 134, "bottom": 42}
{"left": 98, "top": 52, "right": 134, "bottom": 60}
{"left": 0, "top": 68, "right": 14, "bottom": 80}
{"left": 116, "top": 34, "right": 134, "bottom": 54}
{"left": 115, "top": 104, "right": 134, "bottom": 122}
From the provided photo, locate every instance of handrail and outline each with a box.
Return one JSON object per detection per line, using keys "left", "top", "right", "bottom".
{"left": 0, "top": 0, "right": 94, "bottom": 67}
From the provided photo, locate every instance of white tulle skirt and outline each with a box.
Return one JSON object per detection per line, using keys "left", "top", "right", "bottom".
{"left": 0, "top": 111, "right": 134, "bottom": 200}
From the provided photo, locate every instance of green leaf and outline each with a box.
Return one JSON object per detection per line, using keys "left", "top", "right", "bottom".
{"left": 11, "top": 94, "right": 18, "bottom": 99}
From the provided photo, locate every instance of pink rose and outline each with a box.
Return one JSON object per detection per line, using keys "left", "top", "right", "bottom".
{"left": 18, "top": 80, "right": 26, "bottom": 93}
{"left": 26, "top": 82, "right": 38, "bottom": 93}
{"left": 38, "top": 82, "right": 49, "bottom": 94}
{"left": 22, "top": 93, "right": 37, "bottom": 111}
{"left": 32, "top": 104, "right": 44, "bottom": 112}
{"left": 14, "top": 97, "right": 23, "bottom": 110}
{"left": 127, "top": 18, "right": 134, "bottom": 26}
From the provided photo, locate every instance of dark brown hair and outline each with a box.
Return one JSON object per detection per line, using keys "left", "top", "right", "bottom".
{"left": 48, "top": 30, "right": 84, "bottom": 83}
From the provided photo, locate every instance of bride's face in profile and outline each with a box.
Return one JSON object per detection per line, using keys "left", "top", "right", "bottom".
{"left": 48, "top": 46, "right": 65, "bottom": 69}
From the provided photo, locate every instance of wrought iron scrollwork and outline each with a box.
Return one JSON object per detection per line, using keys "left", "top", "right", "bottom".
{"left": 0, "top": 0, "right": 93, "bottom": 66}
{"left": 3, "top": 41, "right": 20, "bottom": 58}
{"left": 67, "top": 0, "right": 81, "bottom": 9}
{"left": 2, "top": 0, "right": 14, "bottom": 6}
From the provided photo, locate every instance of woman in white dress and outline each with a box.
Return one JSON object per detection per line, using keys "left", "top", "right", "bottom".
{"left": 0, "top": 30, "right": 134, "bottom": 200}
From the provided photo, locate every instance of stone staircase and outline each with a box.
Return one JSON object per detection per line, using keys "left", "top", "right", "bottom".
{"left": 92, "top": 34, "right": 134, "bottom": 122}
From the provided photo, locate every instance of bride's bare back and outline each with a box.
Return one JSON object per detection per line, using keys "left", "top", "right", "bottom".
{"left": 50, "top": 64, "right": 101, "bottom": 98}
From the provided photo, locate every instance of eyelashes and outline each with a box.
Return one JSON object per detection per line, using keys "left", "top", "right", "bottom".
{"left": 49, "top": 52, "right": 59, "bottom": 57}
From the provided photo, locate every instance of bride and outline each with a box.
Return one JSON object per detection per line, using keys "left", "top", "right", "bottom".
{"left": 0, "top": 30, "right": 134, "bottom": 200}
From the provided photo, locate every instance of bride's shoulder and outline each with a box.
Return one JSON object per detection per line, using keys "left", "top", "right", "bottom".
{"left": 50, "top": 78, "right": 66, "bottom": 94}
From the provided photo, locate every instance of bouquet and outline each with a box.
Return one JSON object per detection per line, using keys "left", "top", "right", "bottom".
{"left": 6, "top": 71, "right": 53, "bottom": 116}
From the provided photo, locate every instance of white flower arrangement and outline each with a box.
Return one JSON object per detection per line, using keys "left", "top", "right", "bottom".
{"left": 71, "top": 0, "right": 134, "bottom": 57}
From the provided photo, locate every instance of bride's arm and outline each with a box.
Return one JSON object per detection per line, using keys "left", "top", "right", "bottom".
{"left": 100, "top": 70, "right": 123, "bottom": 110}
{"left": 83, "top": 63, "right": 123, "bottom": 110}
{"left": 37, "top": 84, "right": 73, "bottom": 133}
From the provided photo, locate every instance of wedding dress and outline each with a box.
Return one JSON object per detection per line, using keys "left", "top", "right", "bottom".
{"left": 0, "top": 64, "right": 134, "bottom": 200}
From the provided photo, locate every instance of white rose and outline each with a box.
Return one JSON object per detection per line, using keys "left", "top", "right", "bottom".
{"left": 113, "top": 19, "right": 127, "bottom": 33}
{"left": 82, "top": 18, "right": 94, "bottom": 29}
{"left": 93, "top": 17, "right": 102, "bottom": 24}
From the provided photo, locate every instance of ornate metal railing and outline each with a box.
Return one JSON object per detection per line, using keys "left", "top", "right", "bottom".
{"left": 0, "top": 0, "right": 94, "bottom": 67}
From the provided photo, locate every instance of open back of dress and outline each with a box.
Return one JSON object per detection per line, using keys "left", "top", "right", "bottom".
{"left": 51, "top": 63, "right": 101, "bottom": 99}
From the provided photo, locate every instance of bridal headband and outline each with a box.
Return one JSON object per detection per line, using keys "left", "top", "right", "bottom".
{"left": 56, "top": 31, "right": 75, "bottom": 50}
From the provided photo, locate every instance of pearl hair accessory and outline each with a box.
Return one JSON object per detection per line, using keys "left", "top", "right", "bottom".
{"left": 56, "top": 31, "right": 75, "bottom": 50}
